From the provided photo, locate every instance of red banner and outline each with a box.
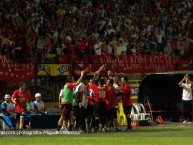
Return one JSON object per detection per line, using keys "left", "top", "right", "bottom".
{"left": 90, "top": 55, "right": 180, "bottom": 73}
{"left": 0, "top": 55, "right": 36, "bottom": 82}
{"left": 180, "top": 57, "right": 193, "bottom": 70}
{"left": 70, "top": 55, "right": 181, "bottom": 76}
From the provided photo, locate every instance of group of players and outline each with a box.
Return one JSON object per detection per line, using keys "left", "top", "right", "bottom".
{"left": 0, "top": 65, "right": 133, "bottom": 132}
{"left": 57, "top": 65, "right": 133, "bottom": 133}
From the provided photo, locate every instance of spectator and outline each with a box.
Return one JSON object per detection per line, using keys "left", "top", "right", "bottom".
{"left": 94, "top": 37, "right": 103, "bottom": 55}
{"left": 0, "top": 0, "right": 193, "bottom": 61}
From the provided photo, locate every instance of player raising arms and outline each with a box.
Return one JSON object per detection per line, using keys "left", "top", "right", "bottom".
{"left": 57, "top": 71, "right": 85, "bottom": 131}
{"left": 87, "top": 65, "right": 106, "bottom": 132}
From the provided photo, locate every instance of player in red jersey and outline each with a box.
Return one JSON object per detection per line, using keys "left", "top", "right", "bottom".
{"left": 11, "top": 82, "right": 31, "bottom": 129}
{"left": 93, "top": 78, "right": 108, "bottom": 132}
{"left": 106, "top": 78, "right": 121, "bottom": 132}
{"left": 119, "top": 76, "right": 133, "bottom": 131}
{"left": 84, "top": 65, "right": 105, "bottom": 132}
{"left": 86, "top": 79, "right": 98, "bottom": 132}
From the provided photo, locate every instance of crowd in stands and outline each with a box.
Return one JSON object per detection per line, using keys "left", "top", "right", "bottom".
{"left": 0, "top": 0, "right": 193, "bottom": 62}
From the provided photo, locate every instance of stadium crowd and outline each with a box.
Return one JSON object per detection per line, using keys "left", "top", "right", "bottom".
{"left": 0, "top": 0, "right": 193, "bottom": 62}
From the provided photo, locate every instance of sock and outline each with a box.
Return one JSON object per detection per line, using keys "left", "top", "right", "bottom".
{"left": 127, "top": 118, "right": 132, "bottom": 129}
{"left": 95, "top": 119, "right": 99, "bottom": 130}
{"left": 69, "top": 124, "right": 73, "bottom": 131}
{"left": 57, "top": 125, "right": 62, "bottom": 131}
{"left": 91, "top": 116, "right": 95, "bottom": 128}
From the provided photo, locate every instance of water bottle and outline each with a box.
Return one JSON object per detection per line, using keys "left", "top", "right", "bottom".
{"left": 26, "top": 102, "right": 31, "bottom": 112}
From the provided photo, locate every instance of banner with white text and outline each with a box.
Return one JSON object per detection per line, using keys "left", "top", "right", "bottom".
{"left": 71, "top": 55, "right": 182, "bottom": 76}
{"left": 0, "top": 55, "right": 36, "bottom": 82}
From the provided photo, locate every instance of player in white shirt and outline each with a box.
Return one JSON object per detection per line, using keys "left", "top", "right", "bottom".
{"left": 73, "top": 78, "right": 88, "bottom": 132}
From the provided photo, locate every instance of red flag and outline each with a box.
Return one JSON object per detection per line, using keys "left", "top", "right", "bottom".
{"left": 0, "top": 55, "right": 36, "bottom": 82}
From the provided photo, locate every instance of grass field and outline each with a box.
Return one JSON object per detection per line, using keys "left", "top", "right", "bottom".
{"left": 1, "top": 123, "right": 193, "bottom": 145}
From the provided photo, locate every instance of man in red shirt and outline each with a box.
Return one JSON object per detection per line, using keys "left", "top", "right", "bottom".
{"left": 106, "top": 78, "right": 121, "bottom": 132}
{"left": 11, "top": 82, "right": 31, "bottom": 129}
{"left": 119, "top": 76, "right": 133, "bottom": 131}
{"left": 87, "top": 79, "right": 98, "bottom": 132}
{"left": 86, "top": 65, "right": 105, "bottom": 132}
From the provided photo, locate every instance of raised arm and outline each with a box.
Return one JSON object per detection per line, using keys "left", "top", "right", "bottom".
{"left": 179, "top": 75, "right": 186, "bottom": 87}
{"left": 92, "top": 65, "right": 105, "bottom": 82}
{"left": 188, "top": 77, "right": 193, "bottom": 85}
{"left": 107, "top": 70, "right": 113, "bottom": 79}
{"left": 75, "top": 70, "right": 85, "bottom": 86}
